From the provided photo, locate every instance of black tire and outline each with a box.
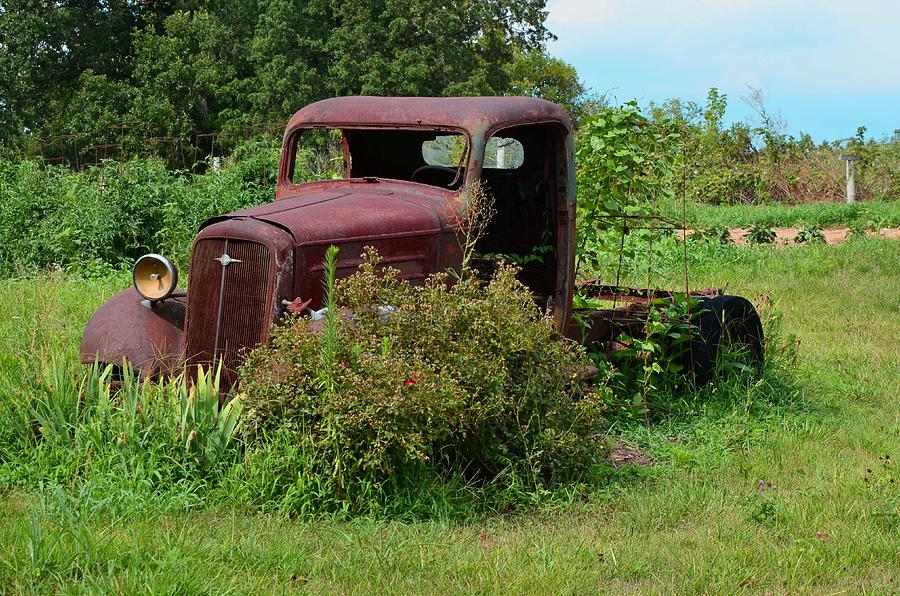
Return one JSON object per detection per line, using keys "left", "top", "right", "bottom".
{"left": 683, "top": 295, "right": 765, "bottom": 387}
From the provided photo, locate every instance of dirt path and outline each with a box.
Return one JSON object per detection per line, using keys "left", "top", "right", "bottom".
{"left": 727, "top": 227, "right": 900, "bottom": 245}
{"left": 678, "top": 227, "right": 900, "bottom": 245}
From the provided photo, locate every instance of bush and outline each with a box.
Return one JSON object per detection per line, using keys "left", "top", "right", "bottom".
{"left": 575, "top": 103, "right": 680, "bottom": 279}
{"left": 238, "top": 249, "right": 609, "bottom": 514}
{"left": 649, "top": 88, "right": 898, "bottom": 205}
{"left": 849, "top": 129, "right": 900, "bottom": 202}
{"left": 692, "top": 163, "right": 766, "bottom": 205}
{"left": 0, "top": 138, "right": 280, "bottom": 277}
{"left": 793, "top": 225, "right": 825, "bottom": 244}
{"left": 691, "top": 226, "right": 733, "bottom": 245}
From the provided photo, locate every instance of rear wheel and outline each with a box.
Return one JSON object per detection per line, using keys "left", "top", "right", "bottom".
{"left": 683, "top": 295, "right": 765, "bottom": 387}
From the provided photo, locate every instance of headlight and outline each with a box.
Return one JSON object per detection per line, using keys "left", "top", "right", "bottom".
{"left": 133, "top": 254, "right": 178, "bottom": 301}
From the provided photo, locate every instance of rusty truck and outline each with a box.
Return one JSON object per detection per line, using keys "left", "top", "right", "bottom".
{"left": 81, "top": 96, "right": 764, "bottom": 389}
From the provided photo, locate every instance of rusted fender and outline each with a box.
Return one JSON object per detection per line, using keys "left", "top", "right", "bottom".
{"left": 80, "top": 288, "right": 186, "bottom": 378}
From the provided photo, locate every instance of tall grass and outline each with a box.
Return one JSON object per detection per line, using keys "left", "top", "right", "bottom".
{"left": 1, "top": 357, "right": 241, "bottom": 513}
{"left": 0, "top": 266, "right": 801, "bottom": 524}
{"left": 661, "top": 199, "right": 900, "bottom": 230}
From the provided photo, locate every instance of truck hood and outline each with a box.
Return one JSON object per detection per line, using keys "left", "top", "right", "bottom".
{"left": 204, "top": 180, "right": 456, "bottom": 245}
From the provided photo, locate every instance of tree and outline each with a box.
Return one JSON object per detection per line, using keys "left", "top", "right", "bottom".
{"left": 507, "top": 48, "right": 586, "bottom": 122}
{"left": 0, "top": 1, "right": 149, "bottom": 141}
{"left": 0, "top": 0, "right": 558, "bottom": 152}
{"left": 131, "top": 10, "right": 243, "bottom": 139}
{"left": 243, "top": 0, "right": 330, "bottom": 127}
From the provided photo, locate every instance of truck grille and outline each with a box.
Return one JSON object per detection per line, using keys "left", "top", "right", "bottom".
{"left": 185, "top": 238, "right": 272, "bottom": 384}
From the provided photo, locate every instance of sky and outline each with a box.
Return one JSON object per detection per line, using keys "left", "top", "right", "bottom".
{"left": 545, "top": 0, "right": 900, "bottom": 142}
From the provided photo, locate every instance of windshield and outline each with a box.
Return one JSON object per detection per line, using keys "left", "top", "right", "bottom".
{"left": 291, "top": 128, "right": 468, "bottom": 189}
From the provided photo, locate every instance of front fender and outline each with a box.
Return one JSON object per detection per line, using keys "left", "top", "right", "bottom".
{"left": 80, "top": 288, "right": 186, "bottom": 377}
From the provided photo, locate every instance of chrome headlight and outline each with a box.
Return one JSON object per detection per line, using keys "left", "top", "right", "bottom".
{"left": 133, "top": 254, "right": 178, "bottom": 301}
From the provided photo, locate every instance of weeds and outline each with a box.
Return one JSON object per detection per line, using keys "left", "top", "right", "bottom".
{"left": 445, "top": 180, "right": 497, "bottom": 267}
{"left": 747, "top": 224, "right": 777, "bottom": 245}
{"left": 0, "top": 141, "right": 280, "bottom": 276}
{"left": 595, "top": 295, "right": 702, "bottom": 420}
{"left": 793, "top": 225, "right": 825, "bottom": 244}
{"left": 2, "top": 356, "right": 241, "bottom": 514}
{"left": 691, "top": 226, "right": 733, "bottom": 245}
{"left": 0, "top": 232, "right": 897, "bottom": 592}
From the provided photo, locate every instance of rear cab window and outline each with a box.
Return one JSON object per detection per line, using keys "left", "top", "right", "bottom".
{"left": 484, "top": 137, "right": 525, "bottom": 169}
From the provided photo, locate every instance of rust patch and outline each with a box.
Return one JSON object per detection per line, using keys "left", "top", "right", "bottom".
{"left": 80, "top": 288, "right": 185, "bottom": 377}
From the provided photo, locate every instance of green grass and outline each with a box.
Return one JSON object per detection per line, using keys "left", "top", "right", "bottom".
{"left": 660, "top": 199, "right": 900, "bottom": 230}
{"left": 1, "top": 239, "right": 898, "bottom": 592}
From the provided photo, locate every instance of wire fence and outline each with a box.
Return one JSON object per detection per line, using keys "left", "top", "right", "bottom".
{"left": 10, "top": 121, "right": 287, "bottom": 171}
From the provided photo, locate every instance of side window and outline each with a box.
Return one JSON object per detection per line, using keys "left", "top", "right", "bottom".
{"left": 291, "top": 129, "right": 344, "bottom": 183}
{"left": 484, "top": 136, "right": 525, "bottom": 169}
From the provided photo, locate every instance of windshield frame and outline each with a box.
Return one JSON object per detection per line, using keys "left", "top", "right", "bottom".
{"left": 279, "top": 124, "right": 474, "bottom": 192}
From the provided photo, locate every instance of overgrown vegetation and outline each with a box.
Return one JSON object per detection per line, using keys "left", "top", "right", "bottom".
{"left": 574, "top": 101, "right": 681, "bottom": 281}
{"left": 0, "top": 89, "right": 897, "bottom": 278}
{"left": 1, "top": 235, "right": 897, "bottom": 591}
{"left": 654, "top": 88, "right": 899, "bottom": 204}
{"left": 0, "top": 140, "right": 280, "bottom": 276}
{"left": 0, "top": 230, "right": 805, "bottom": 524}
{"left": 0, "top": 234, "right": 805, "bottom": 519}
{"left": 237, "top": 250, "right": 608, "bottom": 515}
{"left": 1, "top": 359, "right": 240, "bottom": 510}
{"left": 0, "top": 249, "right": 610, "bottom": 519}
{"left": 0, "top": 3, "right": 896, "bottom": 588}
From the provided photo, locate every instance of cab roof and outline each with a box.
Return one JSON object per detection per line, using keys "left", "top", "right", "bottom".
{"left": 286, "top": 96, "right": 572, "bottom": 136}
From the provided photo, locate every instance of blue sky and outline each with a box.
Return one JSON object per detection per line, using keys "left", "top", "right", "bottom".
{"left": 545, "top": 0, "right": 900, "bottom": 142}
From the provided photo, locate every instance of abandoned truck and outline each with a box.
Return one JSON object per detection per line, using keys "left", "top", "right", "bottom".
{"left": 81, "top": 96, "right": 764, "bottom": 389}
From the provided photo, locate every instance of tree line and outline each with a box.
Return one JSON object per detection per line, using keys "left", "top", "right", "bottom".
{"left": 0, "top": 0, "right": 586, "bottom": 156}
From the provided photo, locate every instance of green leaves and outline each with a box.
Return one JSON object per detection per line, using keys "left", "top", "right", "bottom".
{"left": 239, "top": 256, "right": 610, "bottom": 511}
{"left": 596, "top": 294, "right": 703, "bottom": 419}
{"left": 507, "top": 47, "right": 586, "bottom": 119}
{"left": 24, "top": 355, "right": 242, "bottom": 491}
{"left": 0, "top": 1, "right": 556, "bottom": 147}
{"left": 132, "top": 10, "right": 242, "bottom": 139}
{"left": 575, "top": 103, "right": 681, "bottom": 279}
{"left": 748, "top": 224, "right": 777, "bottom": 245}
{"left": 793, "top": 226, "right": 825, "bottom": 245}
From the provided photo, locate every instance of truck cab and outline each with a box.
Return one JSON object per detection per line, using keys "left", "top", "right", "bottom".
{"left": 82, "top": 97, "right": 578, "bottom": 387}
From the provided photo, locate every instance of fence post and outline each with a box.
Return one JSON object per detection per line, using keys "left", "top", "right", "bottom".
{"left": 839, "top": 153, "right": 858, "bottom": 204}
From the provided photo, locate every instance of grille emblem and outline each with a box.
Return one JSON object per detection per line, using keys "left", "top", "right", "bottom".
{"left": 213, "top": 253, "right": 242, "bottom": 266}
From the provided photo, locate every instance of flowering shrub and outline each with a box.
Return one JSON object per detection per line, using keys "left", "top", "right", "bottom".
{"left": 238, "top": 249, "right": 609, "bottom": 511}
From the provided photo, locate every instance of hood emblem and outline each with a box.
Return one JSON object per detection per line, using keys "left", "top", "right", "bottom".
{"left": 213, "top": 253, "right": 241, "bottom": 266}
